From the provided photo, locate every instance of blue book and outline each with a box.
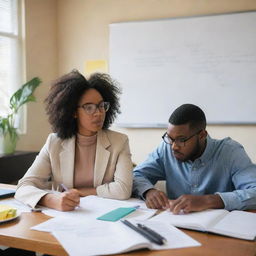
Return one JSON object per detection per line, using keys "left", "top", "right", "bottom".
{"left": 0, "top": 188, "right": 15, "bottom": 199}
{"left": 97, "top": 207, "right": 137, "bottom": 222}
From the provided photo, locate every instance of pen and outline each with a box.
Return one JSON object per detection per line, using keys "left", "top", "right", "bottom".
{"left": 121, "top": 220, "right": 164, "bottom": 245}
{"left": 137, "top": 223, "right": 167, "bottom": 244}
{"left": 60, "top": 183, "right": 69, "bottom": 192}
{"left": 31, "top": 208, "right": 42, "bottom": 212}
{"left": 61, "top": 183, "right": 81, "bottom": 208}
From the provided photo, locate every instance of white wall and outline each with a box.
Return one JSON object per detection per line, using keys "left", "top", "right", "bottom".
{"left": 19, "top": 0, "right": 256, "bottom": 165}
{"left": 56, "top": 0, "right": 256, "bottom": 164}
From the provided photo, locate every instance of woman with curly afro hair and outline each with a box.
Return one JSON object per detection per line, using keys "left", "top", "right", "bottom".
{"left": 15, "top": 70, "right": 133, "bottom": 211}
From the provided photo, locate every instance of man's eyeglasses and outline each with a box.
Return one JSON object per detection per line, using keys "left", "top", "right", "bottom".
{"left": 162, "top": 130, "right": 202, "bottom": 147}
{"left": 77, "top": 101, "right": 110, "bottom": 115}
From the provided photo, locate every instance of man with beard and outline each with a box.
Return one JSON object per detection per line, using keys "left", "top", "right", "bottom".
{"left": 132, "top": 104, "right": 256, "bottom": 214}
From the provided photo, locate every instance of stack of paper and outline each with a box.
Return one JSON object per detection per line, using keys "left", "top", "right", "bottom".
{"left": 31, "top": 196, "right": 201, "bottom": 255}
{"left": 42, "top": 195, "right": 156, "bottom": 221}
{"left": 32, "top": 217, "right": 201, "bottom": 255}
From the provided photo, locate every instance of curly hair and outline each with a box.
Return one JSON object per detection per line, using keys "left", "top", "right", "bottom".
{"left": 45, "top": 70, "right": 121, "bottom": 139}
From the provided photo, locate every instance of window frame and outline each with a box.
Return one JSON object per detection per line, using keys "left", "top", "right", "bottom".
{"left": 0, "top": 0, "right": 25, "bottom": 134}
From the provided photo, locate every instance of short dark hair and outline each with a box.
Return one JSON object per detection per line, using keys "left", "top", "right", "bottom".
{"left": 168, "top": 104, "right": 206, "bottom": 130}
{"left": 45, "top": 70, "right": 121, "bottom": 139}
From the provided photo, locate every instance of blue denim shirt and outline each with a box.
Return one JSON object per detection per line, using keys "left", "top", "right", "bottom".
{"left": 133, "top": 136, "right": 256, "bottom": 211}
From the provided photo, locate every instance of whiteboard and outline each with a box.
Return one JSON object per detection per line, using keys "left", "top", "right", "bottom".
{"left": 109, "top": 12, "right": 256, "bottom": 127}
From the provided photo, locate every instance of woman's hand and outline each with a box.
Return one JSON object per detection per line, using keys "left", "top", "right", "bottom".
{"left": 39, "top": 189, "right": 81, "bottom": 211}
{"left": 76, "top": 187, "right": 97, "bottom": 197}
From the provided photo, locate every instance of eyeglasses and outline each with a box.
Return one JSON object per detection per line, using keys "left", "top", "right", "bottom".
{"left": 162, "top": 130, "right": 202, "bottom": 147}
{"left": 77, "top": 101, "right": 110, "bottom": 115}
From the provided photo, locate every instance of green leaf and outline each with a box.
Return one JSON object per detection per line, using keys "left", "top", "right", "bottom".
{"left": 0, "top": 77, "right": 41, "bottom": 153}
{"left": 10, "top": 77, "right": 42, "bottom": 113}
{"left": 0, "top": 117, "right": 9, "bottom": 133}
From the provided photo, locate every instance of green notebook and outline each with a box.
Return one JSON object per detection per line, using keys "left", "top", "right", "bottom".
{"left": 97, "top": 207, "right": 136, "bottom": 222}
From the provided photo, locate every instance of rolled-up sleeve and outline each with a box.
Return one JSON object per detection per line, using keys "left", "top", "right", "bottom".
{"left": 133, "top": 143, "right": 166, "bottom": 199}
{"left": 216, "top": 145, "right": 256, "bottom": 211}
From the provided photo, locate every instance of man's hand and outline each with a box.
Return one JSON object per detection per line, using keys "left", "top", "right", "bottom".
{"left": 144, "top": 189, "right": 169, "bottom": 209}
{"left": 39, "top": 189, "right": 81, "bottom": 211}
{"left": 169, "top": 194, "right": 224, "bottom": 214}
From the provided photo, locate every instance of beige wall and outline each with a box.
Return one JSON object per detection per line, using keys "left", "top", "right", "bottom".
{"left": 18, "top": 0, "right": 256, "bottom": 165}
{"left": 18, "top": 0, "right": 57, "bottom": 151}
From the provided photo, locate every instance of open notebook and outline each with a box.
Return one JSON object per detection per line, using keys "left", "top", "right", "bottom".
{"left": 50, "top": 219, "right": 200, "bottom": 256}
{"left": 151, "top": 209, "right": 256, "bottom": 240}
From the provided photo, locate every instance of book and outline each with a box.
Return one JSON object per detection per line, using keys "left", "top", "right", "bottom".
{"left": 36, "top": 217, "right": 200, "bottom": 255}
{"left": 97, "top": 207, "right": 137, "bottom": 221}
{"left": 151, "top": 209, "right": 256, "bottom": 240}
{"left": 0, "top": 188, "right": 15, "bottom": 199}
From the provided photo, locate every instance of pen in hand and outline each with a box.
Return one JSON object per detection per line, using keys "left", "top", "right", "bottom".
{"left": 60, "top": 183, "right": 81, "bottom": 208}
{"left": 60, "top": 183, "right": 69, "bottom": 192}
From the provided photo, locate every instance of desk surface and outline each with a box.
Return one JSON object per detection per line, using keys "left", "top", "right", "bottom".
{"left": 1, "top": 184, "right": 256, "bottom": 256}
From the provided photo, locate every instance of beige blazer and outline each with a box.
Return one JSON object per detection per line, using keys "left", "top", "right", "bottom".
{"left": 15, "top": 129, "right": 133, "bottom": 208}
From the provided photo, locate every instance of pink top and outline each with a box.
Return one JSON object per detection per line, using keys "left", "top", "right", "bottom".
{"left": 74, "top": 133, "right": 97, "bottom": 188}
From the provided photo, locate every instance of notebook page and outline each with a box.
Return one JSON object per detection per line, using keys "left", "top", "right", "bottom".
{"left": 151, "top": 209, "right": 228, "bottom": 231}
{"left": 53, "top": 221, "right": 149, "bottom": 256}
{"left": 142, "top": 220, "right": 201, "bottom": 250}
{"left": 209, "top": 210, "right": 256, "bottom": 240}
{"left": 52, "top": 220, "right": 200, "bottom": 256}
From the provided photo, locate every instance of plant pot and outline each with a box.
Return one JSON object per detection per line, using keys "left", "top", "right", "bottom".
{"left": 0, "top": 133, "right": 17, "bottom": 154}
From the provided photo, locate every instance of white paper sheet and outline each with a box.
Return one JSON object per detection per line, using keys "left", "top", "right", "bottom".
{"left": 42, "top": 195, "right": 156, "bottom": 221}
{"left": 151, "top": 209, "right": 228, "bottom": 231}
{"left": 209, "top": 210, "right": 256, "bottom": 240}
{"left": 52, "top": 220, "right": 201, "bottom": 256}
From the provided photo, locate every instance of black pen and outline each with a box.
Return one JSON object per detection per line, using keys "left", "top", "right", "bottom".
{"left": 31, "top": 208, "right": 42, "bottom": 212}
{"left": 121, "top": 220, "right": 164, "bottom": 245}
{"left": 137, "top": 223, "right": 167, "bottom": 244}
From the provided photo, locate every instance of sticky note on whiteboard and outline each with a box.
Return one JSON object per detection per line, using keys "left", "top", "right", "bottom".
{"left": 85, "top": 60, "right": 108, "bottom": 75}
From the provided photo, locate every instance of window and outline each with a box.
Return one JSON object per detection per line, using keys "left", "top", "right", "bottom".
{"left": 0, "top": 0, "right": 23, "bottom": 120}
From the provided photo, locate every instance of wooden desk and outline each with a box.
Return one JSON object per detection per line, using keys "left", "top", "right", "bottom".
{"left": 1, "top": 184, "right": 256, "bottom": 256}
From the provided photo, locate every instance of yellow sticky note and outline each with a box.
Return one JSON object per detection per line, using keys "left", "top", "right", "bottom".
{"left": 85, "top": 60, "right": 108, "bottom": 75}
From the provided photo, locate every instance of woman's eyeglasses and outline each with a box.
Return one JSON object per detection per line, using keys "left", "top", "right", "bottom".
{"left": 78, "top": 101, "right": 110, "bottom": 115}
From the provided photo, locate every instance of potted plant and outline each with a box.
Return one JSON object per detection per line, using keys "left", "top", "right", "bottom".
{"left": 0, "top": 77, "right": 41, "bottom": 154}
